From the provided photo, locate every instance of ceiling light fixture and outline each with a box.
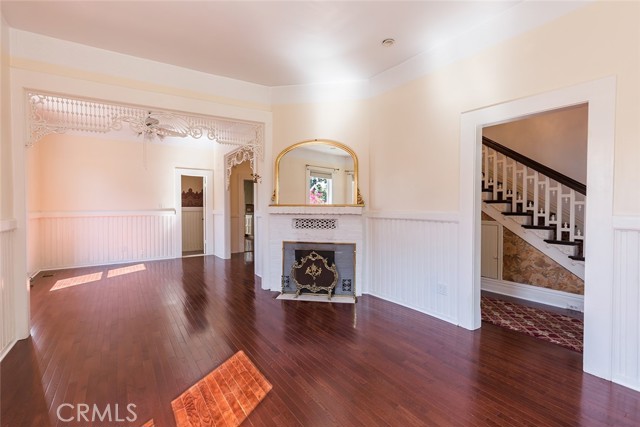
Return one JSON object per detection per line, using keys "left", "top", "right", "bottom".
{"left": 381, "top": 38, "right": 395, "bottom": 47}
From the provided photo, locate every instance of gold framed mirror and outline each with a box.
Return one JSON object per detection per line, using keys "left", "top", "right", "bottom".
{"left": 273, "top": 139, "right": 363, "bottom": 206}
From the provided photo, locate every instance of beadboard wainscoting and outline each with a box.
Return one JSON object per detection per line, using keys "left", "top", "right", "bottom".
{"left": 366, "top": 212, "right": 459, "bottom": 324}
{"left": 0, "top": 220, "right": 17, "bottom": 360}
{"left": 612, "top": 216, "right": 640, "bottom": 392}
{"left": 29, "top": 210, "right": 178, "bottom": 271}
{"left": 182, "top": 208, "right": 204, "bottom": 252}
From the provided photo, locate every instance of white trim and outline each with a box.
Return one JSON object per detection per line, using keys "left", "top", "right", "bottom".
{"left": 612, "top": 216, "right": 640, "bottom": 231}
{"left": 460, "top": 76, "right": 617, "bottom": 382}
{"left": 366, "top": 210, "right": 459, "bottom": 222}
{"left": 0, "top": 219, "right": 17, "bottom": 232}
{"left": 0, "top": 339, "right": 17, "bottom": 362}
{"left": 30, "top": 255, "right": 178, "bottom": 274}
{"left": 481, "top": 277, "right": 584, "bottom": 312}
{"left": 268, "top": 205, "right": 364, "bottom": 215}
{"left": 29, "top": 210, "right": 176, "bottom": 218}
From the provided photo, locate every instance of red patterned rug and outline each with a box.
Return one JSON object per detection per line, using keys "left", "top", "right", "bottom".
{"left": 481, "top": 296, "right": 583, "bottom": 353}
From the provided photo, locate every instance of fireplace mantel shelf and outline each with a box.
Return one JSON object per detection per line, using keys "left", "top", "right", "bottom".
{"left": 268, "top": 206, "right": 364, "bottom": 215}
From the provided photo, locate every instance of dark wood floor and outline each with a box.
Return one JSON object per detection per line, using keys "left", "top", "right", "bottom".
{"left": 2, "top": 255, "right": 639, "bottom": 426}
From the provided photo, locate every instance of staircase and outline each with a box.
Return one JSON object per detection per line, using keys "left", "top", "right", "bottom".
{"left": 481, "top": 137, "right": 585, "bottom": 280}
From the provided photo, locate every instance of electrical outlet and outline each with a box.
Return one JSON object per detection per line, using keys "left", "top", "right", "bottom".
{"left": 437, "top": 283, "right": 448, "bottom": 296}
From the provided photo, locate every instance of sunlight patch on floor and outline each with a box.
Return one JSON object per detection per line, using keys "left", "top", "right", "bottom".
{"left": 50, "top": 272, "right": 103, "bottom": 291}
{"left": 49, "top": 263, "right": 147, "bottom": 291}
{"left": 107, "top": 263, "right": 146, "bottom": 278}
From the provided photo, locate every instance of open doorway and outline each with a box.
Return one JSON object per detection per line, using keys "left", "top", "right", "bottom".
{"left": 175, "top": 168, "right": 214, "bottom": 258}
{"left": 229, "top": 161, "right": 254, "bottom": 261}
{"left": 460, "top": 77, "right": 616, "bottom": 381}
{"left": 243, "top": 179, "right": 255, "bottom": 255}
{"left": 181, "top": 175, "right": 205, "bottom": 256}
{"left": 478, "top": 106, "right": 587, "bottom": 352}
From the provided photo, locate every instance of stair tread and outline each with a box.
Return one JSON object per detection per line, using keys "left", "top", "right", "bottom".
{"left": 544, "top": 239, "right": 581, "bottom": 246}
{"left": 569, "top": 255, "right": 586, "bottom": 261}
{"left": 502, "top": 212, "right": 532, "bottom": 216}
{"left": 522, "top": 225, "right": 555, "bottom": 230}
{"left": 484, "top": 199, "right": 513, "bottom": 204}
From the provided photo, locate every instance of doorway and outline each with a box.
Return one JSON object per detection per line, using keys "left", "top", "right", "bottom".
{"left": 460, "top": 77, "right": 616, "bottom": 380}
{"left": 181, "top": 175, "right": 205, "bottom": 256}
{"left": 229, "top": 161, "right": 254, "bottom": 260}
{"left": 175, "top": 168, "right": 214, "bottom": 258}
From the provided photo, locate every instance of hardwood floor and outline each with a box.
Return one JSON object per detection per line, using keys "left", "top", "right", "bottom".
{"left": 2, "top": 255, "right": 639, "bottom": 426}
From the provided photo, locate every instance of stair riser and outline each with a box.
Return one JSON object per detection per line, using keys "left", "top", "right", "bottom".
{"left": 527, "top": 229, "right": 554, "bottom": 240}
{"left": 549, "top": 244, "right": 578, "bottom": 257}
{"left": 508, "top": 216, "right": 531, "bottom": 226}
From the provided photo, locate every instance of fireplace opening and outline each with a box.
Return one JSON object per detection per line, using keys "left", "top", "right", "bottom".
{"left": 282, "top": 242, "right": 356, "bottom": 301}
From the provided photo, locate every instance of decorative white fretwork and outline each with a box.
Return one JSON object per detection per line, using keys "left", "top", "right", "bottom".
{"left": 224, "top": 145, "right": 258, "bottom": 190}
{"left": 292, "top": 218, "right": 337, "bottom": 230}
{"left": 26, "top": 92, "right": 264, "bottom": 155}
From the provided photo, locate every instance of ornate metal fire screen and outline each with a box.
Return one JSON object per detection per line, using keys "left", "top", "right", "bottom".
{"left": 282, "top": 242, "right": 356, "bottom": 300}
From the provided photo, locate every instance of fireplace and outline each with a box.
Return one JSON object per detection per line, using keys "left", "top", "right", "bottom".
{"left": 282, "top": 242, "right": 356, "bottom": 299}
{"left": 266, "top": 206, "right": 364, "bottom": 297}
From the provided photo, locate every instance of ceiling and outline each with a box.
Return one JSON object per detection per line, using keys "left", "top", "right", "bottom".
{"left": 1, "top": 1, "right": 523, "bottom": 87}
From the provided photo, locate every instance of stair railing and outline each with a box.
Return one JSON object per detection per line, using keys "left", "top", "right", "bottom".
{"left": 482, "top": 137, "right": 586, "bottom": 250}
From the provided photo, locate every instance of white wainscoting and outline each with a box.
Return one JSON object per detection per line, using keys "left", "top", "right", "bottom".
{"left": 30, "top": 210, "right": 178, "bottom": 271}
{"left": 0, "top": 220, "right": 17, "bottom": 360}
{"left": 181, "top": 208, "right": 204, "bottom": 252}
{"left": 366, "top": 212, "right": 459, "bottom": 324}
{"left": 612, "top": 216, "right": 640, "bottom": 392}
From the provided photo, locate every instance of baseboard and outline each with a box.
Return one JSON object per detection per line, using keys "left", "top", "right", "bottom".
{"left": 0, "top": 339, "right": 17, "bottom": 362}
{"left": 481, "top": 277, "right": 584, "bottom": 312}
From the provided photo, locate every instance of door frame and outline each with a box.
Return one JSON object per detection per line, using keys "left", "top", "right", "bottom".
{"left": 175, "top": 168, "right": 214, "bottom": 256}
{"left": 459, "top": 77, "right": 616, "bottom": 381}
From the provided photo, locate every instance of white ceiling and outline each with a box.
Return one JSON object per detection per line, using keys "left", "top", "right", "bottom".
{"left": 1, "top": 1, "right": 524, "bottom": 87}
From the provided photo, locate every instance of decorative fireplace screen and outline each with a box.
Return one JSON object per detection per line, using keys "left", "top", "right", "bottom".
{"left": 282, "top": 242, "right": 356, "bottom": 299}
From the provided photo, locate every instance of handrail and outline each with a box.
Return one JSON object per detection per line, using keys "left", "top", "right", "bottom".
{"left": 482, "top": 137, "right": 586, "bottom": 195}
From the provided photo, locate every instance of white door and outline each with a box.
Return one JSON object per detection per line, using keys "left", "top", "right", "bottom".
{"left": 481, "top": 221, "right": 502, "bottom": 279}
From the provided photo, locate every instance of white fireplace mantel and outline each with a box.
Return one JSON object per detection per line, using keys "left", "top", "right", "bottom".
{"left": 267, "top": 205, "right": 364, "bottom": 215}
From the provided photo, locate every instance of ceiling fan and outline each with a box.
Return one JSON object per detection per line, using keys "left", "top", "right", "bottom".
{"left": 131, "top": 111, "right": 190, "bottom": 139}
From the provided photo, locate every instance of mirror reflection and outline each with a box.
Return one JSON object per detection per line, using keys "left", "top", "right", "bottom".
{"left": 275, "top": 140, "right": 359, "bottom": 205}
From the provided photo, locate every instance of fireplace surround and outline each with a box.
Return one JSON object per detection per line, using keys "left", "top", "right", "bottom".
{"left": 266, "top": 206, "right": 364, "bottom": 297}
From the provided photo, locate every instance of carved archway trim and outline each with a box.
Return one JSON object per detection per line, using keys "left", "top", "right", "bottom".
{"left": 225, "top": 145, "right": 257, "bottom": 190}
{"left": 26, "top": 91, "right": 264, "bottom": 157}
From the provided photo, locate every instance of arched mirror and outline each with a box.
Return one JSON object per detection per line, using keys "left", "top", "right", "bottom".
{"left": 273, "top": 139, "right": 363, "bottom": 206}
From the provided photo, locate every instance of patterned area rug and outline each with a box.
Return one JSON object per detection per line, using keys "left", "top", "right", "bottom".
{"left": 481, "top": 296, "right": 583, "bottom": 353}
{"left": 172, "top": 351, "right": 272, "bottom": 427}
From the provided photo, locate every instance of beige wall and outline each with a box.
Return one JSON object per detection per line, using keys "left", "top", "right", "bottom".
{"left": 483, "top": 104, "right": 588, "bottom": 184}
{"left": 369, "top": 1, "right": 639, "bottom": 214}
{"left": 0, "top": 16, "right": 11, "bottom": 219}
{"left": 28, "top": 133, "right": 216, "bottom": 212}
